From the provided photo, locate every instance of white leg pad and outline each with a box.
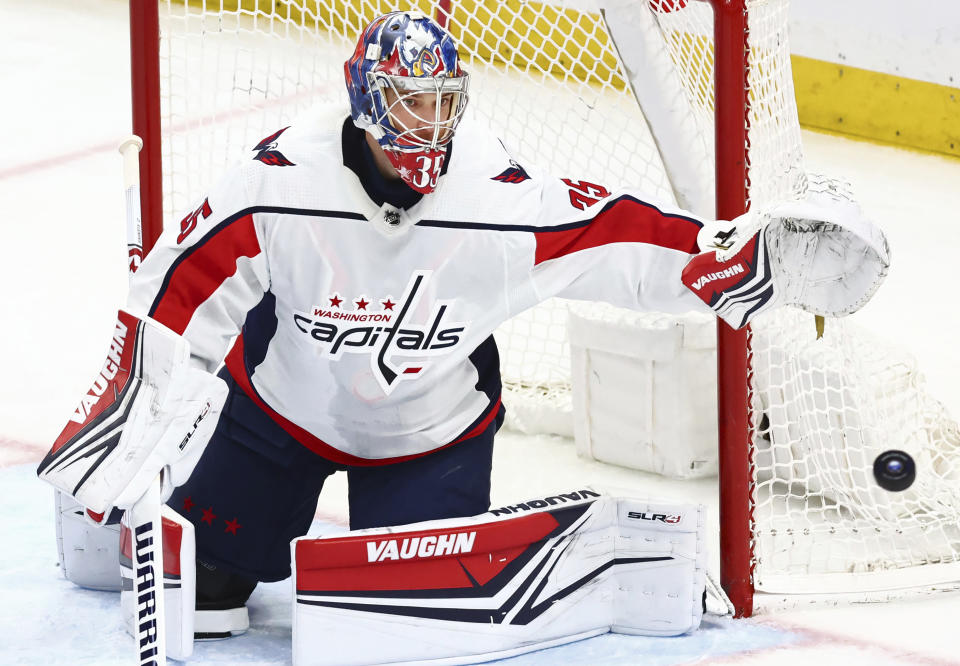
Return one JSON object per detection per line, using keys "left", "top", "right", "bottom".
{"left": 55, "top": 490, "right": 121, "bottom": 591}
{"left": 611, "top": 499, "right": 707, "bottom": 635}
{"left": 292, "top": 489, "right": 706, "bottom": 665}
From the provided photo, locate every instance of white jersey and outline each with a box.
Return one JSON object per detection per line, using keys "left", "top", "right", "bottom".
{"left": 127, "top": 107, "right": 709, "bottom": 464}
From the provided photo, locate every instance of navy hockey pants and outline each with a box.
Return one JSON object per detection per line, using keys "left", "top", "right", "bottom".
{"left": 168, "top": 372, "right": 503, "bottom": 582}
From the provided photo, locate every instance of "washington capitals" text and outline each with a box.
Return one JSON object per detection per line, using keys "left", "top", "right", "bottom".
{"left": 292, "top": 271, "right": 466, "bottom": 393}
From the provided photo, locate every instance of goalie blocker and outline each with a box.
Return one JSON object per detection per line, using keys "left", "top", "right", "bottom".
{"left": 292, "top": 490, "right": 706, "bottom": 665}
{"left": 36, "top": 309, "right": 228, "bottom": 516}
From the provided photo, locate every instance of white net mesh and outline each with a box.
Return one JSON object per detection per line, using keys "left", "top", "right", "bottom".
{"left": 751, "top": 308, "right": 960, "bottom": 592}
{"left": 152, "top": 0, "right": 960, "bottom": 603}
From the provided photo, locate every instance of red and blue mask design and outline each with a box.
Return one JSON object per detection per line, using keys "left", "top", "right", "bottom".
{"left": 344, "top": 11, "right": 469, "bottom": 193}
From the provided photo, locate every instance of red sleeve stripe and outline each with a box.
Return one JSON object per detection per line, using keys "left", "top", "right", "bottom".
{"left": 224, "top": 335, "right": 503, "bottom": 467}
{"left": 533, "top": 196, "right": 702, "bottom": 266}
{"left": 149, "top": 214, "right": 261, "bottom": 335}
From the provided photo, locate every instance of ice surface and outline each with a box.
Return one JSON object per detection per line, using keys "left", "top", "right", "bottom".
{"left": 0, "top": 463, "right": 802, "bottom": 665}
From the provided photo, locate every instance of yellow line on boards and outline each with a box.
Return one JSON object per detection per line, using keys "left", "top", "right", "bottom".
{"left": 792, "top": 55, "right": 960, "bottom": 158}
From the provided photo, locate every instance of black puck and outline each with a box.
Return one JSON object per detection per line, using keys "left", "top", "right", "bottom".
{"left": 873, "top": 450, "right": 916, "bottom": 492}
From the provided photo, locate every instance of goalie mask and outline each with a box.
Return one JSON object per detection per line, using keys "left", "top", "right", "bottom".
{"left": 344, "top": 11, "right": 469, "bottom": 193}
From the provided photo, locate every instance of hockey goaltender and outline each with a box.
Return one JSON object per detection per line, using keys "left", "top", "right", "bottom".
{"left": 37, "top": 9, "right": 888, "bottom": 665}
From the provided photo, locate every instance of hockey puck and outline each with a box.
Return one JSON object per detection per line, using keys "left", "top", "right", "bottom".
{"left": 872, "top": 450, "right": 916, "bottom": 492}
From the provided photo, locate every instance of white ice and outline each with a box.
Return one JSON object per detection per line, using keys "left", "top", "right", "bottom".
{"left": 1, "top": 0, "right": 959, "bottom": 664}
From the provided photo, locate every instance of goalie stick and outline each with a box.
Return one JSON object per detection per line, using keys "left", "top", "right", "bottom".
{"left": 118, "top": 134, "right": 167, "bottom": 666}
{"left": 41, "top": 129, "right": 225, "bottom": 661}
{"left": 47, "top": 135, "right": 168, "bottom": 665}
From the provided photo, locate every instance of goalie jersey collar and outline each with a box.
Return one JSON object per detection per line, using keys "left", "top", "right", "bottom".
{"left": 340, "top": 117, "right": 453, "bottom": 210}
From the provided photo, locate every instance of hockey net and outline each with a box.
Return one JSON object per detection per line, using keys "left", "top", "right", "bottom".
{"left": 135, "top": 0, "right": 960, "bottom": 614}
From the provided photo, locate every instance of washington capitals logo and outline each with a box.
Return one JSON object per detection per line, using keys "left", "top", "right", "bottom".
{"left": 492, "top": 160, "right": 530, "bottom": 184}
{"left": 253, "top": 127, "right": 296, "bottom": 167}
{"left": 292, "top": 271, "right": 467, "bottom": 394}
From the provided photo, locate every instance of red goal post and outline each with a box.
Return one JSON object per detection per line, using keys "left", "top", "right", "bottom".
{"left": 708, "top": 1, "right": 753, "bottom": 618}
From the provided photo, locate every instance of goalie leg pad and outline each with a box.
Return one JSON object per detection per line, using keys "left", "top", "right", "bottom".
{"left": 292, "top": 490, "right": 706, "bottom": 665}
{"left": 55, "top": 489, "right": 122, "bottom": 591}
{"left": 611, "top": 499, "right": 707, "bottom": 635}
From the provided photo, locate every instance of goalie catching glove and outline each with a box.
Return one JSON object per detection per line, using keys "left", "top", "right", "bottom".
{"left": 37, "top": 310, "right": 227, "bottom": 516}
{"left": 682, "top": 176, "right": 890, "bottom": 328}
